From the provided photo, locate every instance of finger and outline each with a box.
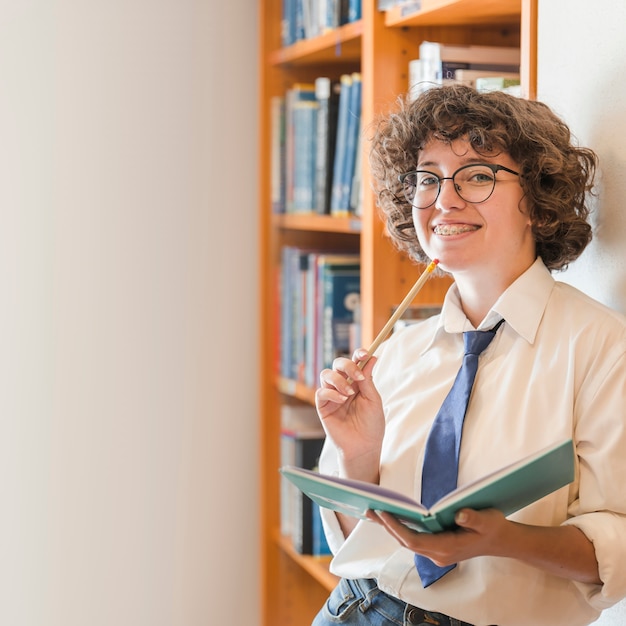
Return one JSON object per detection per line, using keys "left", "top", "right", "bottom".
{"left": 318, "top": 367, "right": 359, "bottom": 398}
{"left": 454, "top": 507, "right": 504, "bottom": 533}
{"left": 373, "top": 511, "right": 417, "bottom": 547}
{"left": 334, "top": 355, "right": 367, "bottom": 385}
{"left": 314, "top": 386, "right": 353, "bottom": 412}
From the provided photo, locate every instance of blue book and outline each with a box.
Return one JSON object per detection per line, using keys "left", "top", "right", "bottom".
{"left": 348, "top": 0, "right": 362, "bottom": 22}
{"left": 317, "top": 255, "right": 361, "bottom": 370}
{"left": 314, "top": 77, "right": 340, "bottom": 214}
{"left": 285, "top": 84, "right": 316, "bottom": 213}
{"left": 329, "top": 74, "right": 353, "bottom": 217}
{"left": 270, "top": 96, "right": 286, "bottom": 214}
{"left": 292, "top": 100, "right": 319, "bottom": 213}
{"left": 280, "top": 247, "right": 297, "bottom": 379}
{"left": 294, "top": 0, "right": 306, "bottom": 42}
{"left": 312, "top": 502, "right": 332, "bottom": 556}
{"left": 282, "top": 0, "right": 295, "bottom": 46}
{"left": 338, "top": 72, "right": 362, "bottom": 214}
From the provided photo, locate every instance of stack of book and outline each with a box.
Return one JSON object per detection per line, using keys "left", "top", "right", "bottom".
{"left": 409, "top": 41, "right": 521, "bottom": 99}
{"left": 280, "top": 404, "right": 330, "bottom": 556}
{"left": 280, "top": 247, "right": 360, "bottom": 387}
{"left": 282, "top": 0, "right": 362, "bottom": 46}
{"left": 271, "top": 74, "right": 363, "bottom": 217}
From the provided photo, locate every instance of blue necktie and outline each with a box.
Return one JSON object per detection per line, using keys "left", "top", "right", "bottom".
{"left": 415, "top": 320, "right": 504, "bottom": 587}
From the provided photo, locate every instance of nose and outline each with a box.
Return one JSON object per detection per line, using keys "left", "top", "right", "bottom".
{"left": 435, "top": 177, "right": 466, "bottom": 210}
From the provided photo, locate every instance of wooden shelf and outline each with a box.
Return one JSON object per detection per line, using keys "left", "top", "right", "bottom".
{"left": 385, "top": 0, "right": 521, "bottom": 27}
{"left": 277, "top": 532, "right": 339, "bottom": 592}
{"left": 269, "top": 20, "right": 363, "bottom": 66}
{"left": 278, "top": 377, "right": 317, "bottom": 404}
{"left": 275, "top": 213, "right": 362, "bottom": 234}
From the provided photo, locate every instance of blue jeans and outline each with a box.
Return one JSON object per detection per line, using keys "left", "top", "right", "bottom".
{"left": 312, "top": 578, "right": 475, "bottom": 626}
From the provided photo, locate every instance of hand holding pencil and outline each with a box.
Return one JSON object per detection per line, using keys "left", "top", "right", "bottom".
{"left": 315, "top": 258, "right": 439, "bottom": 486}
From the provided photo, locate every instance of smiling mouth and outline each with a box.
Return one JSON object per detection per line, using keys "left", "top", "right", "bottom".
{"left": 433, "top": 224, "right": 480, "bottom": 236}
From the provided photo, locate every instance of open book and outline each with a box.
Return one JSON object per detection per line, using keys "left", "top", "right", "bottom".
{"left": 280, "top": 439, "right": 575, "bottom": 533}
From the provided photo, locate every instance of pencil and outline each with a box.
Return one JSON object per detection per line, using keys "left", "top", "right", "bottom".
{"left": 354, "top": 258, "right": 439, "bottom": 373}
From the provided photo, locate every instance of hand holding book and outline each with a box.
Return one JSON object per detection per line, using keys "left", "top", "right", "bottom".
{"left": 281, "top": 439, "right": 575, "bottom": 534}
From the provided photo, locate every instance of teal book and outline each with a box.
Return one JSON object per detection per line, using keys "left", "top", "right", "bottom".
{"left": 280, "top": 439, "right": 575, "bottom": 534}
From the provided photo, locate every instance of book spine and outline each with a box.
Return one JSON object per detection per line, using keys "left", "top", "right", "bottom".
{"left": 314, "top": 77, "right": 339, "bottom": 215}
{"left": 285, "top": 84, "right": 316, "bottom": 213}
{"left": 282, "top": 0, "right": 295, "bottom": 46}
{"left": 349, "top": 114, "right": 363, "bottom": 216}
{"left": 329, "top": 74, "right": 352, "bottom": 216}
{"left": 280, "top": 405, "right": 325, "bottom": 540}
{"left": 270, "top": 96, "right": 286, "bottom": 214}
{"left": 291, "top": 436, "right": 325, "bottom": 554}
{"left": 291, "top": 100, "right": 319, "bottom": 213}
{"left": 311, "top": 502, "right": 331, "bottom": 556}
{"left": 348, "top": 0, "right": 362, "bottom": 22}
{"left": 338, "top": 72, "right": 361, "bottom": 215}
{"left": 294, "top": 0, "right": 306, "bottom": 42}
{"left": 321, "top": 258, "right": 361, "bottom": 369}
{"left": 314, "top": 77, "right": 331, "bottom": 214}
{"left": 279, "top": 247, "right": 295, "bottom": 379}
{"left": 304, "top": 251, "right": 320, "bottom": 387}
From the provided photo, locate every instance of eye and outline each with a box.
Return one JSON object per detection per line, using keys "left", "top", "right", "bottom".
{"left": 416, "top": 172, "right": 439, "bottom": 188}
{"left": 461, "top": 166, "right": 496, "bottom": 186}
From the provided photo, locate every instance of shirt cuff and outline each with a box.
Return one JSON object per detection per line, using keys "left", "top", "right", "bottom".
{"left": 563, "top": 512, "right": 626, "bottom": 609}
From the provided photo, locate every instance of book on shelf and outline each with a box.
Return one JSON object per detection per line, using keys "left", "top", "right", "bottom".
{"left": 270, "top": 96, "right": 286, "bottom": 214}
{"left": 281, "top": 439, "right": 575, "bottom": 534}
{"left": 280, "top": 249, "right": 361, "bottom": 387}
{"left": 284, "top": 83, "right": 316, "bottom": 214}
{"left": 329, "top": 74, "right": 352, "bottom": 216}
{"left": 282, "top": 0, "right": 359, "bottom": 45}
{"left": 340, "top": 72, "right": 362, "bottom": 215}
{"left": 280, "top": 247, "right": 311, "bottom": 380}
{"left": 318, "top": 254, "right": 361, "bottom": 371}
{"left": 349, "top": 113, "right": 364, "bottom": 217}
{"left": 292, "top": 100, "right": 320, "bottom": 213}
{"left": 409, "top": 41, "right": 520, "bottom": 98}
{"left": 348, "top": 0, "right": 362, "bottom": 22}
{"left": 280, "top": 404, "right": 329, "bottom": 555}
{"left": 454, "top": 68, "right": 521, "bottom": 88}
{"left": 312, "top": 501, "right": 331, "bottom": 556}
{"left": 330, "top": 73, "right": 362, "bottom": 217}
{"left": 475, "top": 75, "right": 521, "bottom": 96}
{"left": 314, "top": 77, "right": 340, "bottom": 215}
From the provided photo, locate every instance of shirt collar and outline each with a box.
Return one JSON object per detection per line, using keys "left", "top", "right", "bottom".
{"left": 427, "top": 257, "right": 554, "bottom": 350}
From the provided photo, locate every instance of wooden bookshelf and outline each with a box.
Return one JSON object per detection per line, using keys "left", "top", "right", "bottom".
{"left": 258, "top": 2, "right": 537, "bottom": 624}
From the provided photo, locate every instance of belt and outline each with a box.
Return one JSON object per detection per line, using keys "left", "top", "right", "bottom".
{"left": 353, "top": 578, "right": 480, "bottom": 626}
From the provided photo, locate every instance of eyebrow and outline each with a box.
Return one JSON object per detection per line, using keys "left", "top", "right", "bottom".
{"left": 417, "top": 158, "right": 495, "bottom": 170}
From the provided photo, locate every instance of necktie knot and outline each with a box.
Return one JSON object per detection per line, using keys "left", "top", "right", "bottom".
{"left": 464, "top": 328, "right": 497, "bottom": 356}
{"left": 464, "top": 318, "right": 506, "bottom": 356}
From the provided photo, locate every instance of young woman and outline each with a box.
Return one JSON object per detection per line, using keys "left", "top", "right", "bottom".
{"left": 313, "top": 84, "right": 626, "bottom": 626}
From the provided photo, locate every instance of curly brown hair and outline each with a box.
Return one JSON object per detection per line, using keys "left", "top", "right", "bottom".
{"left": 369, "top": 83, "right": 598, "bottom": 271}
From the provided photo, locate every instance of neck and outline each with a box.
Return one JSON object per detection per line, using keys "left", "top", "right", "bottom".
{"left": 454, "top": 258, "right": 536, "bottom": 327}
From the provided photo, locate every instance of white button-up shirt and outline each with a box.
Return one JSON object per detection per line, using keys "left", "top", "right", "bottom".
{"left": 319, "top": 258, "right": 626, "bottom": 626}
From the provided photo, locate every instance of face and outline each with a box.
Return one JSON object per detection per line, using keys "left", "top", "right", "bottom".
{"left": 411, "top": 138, "right": 535, "bottom": 283}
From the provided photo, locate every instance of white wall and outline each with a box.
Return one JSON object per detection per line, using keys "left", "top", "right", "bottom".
{"left": 0, "top": 2, "right": 259, "bottom": 625}
{"left": 538, "top": 1, "right": 626, "bottom": 623}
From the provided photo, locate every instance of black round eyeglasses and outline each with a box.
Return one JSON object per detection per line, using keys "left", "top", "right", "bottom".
{"left": 398, "top": 163, "right": 520, "bottom": 209}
